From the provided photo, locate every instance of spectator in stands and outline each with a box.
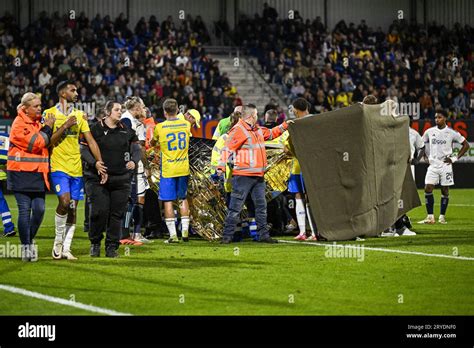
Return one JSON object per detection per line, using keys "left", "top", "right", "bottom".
{"left": 263, "top": 3, "right": 278, "bottom": 21}
{"left": 453, "top": 91, "right": 468, "bottom": 115}
{"left": 233, "top": 12, "right": 473, "bottom": 119}
{"left": 419, "top": 90, "right": 434, "bottom": 119}
{"left": 0, "top": 11, "right": 235, "bottom": 121}
{"left": 38, "top": 67, "right": 52, "bottom": 87}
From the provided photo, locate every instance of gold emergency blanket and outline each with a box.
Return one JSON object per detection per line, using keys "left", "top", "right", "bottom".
{"left": 148, "top": 138, "right": 291, "bottom": 240}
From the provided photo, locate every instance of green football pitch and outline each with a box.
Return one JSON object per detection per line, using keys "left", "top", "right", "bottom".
{"left": 0, "top": 189, "right": 472, "bottom": 315}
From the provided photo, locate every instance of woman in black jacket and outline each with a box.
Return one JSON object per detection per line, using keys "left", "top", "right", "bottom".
{"left": 81, "top": 101, "right": 141, "bottom": 258}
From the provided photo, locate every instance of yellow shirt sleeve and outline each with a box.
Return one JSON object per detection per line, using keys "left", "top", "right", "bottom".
{"left": 283, "top": 136, "right": 295, "bottom": 156}
{"left": 78, "top": 112, "right": 90, "bottom": 133}
{"left": 153, "top": 123, "right": 161, "bottom": 142}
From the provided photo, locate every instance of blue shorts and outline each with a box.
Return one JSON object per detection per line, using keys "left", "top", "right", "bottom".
{"left": 50, "top": 171, "right": 84, "bottom": 201}
{"left": 288, "top": 174, "right": 305, "bottom": 194}
{"left": 159, "top": 176, "right": 188, "bottom": 201}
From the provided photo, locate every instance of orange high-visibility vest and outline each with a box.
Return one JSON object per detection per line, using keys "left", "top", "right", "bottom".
{"left": 7, "top": 110, "right": 51, "bottom": 190}
{"left": 226, "top": 119, "right": 287, "bottom": 177}
{"left": 144, "top": 117, "right": 156, "bottom": 149}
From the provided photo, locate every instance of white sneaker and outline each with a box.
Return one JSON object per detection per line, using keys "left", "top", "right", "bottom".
{"left": 52, "top": 242, "right": 63, "bottom": 260}
{"left": 400, "top": 228, "right": 416, "bottom": 236}
{"left": 133, "top": 233, "right": 153, "bottom": 244}
{"left": 30, "top": 242, "right": 38, "bottom": 262}
{"left": 21, "top": 245, "right": 31, "bottom": 262}
{"left": 62, "top": 250, "right": 78, "bottom": 260}
{"left": 285, "top": 224, "right": 296, "bottom": 232}
{"left": 438, "top": 215, "right": 447, "bottom": 224}
{"left": 417, "top": 216, "right": 435, "bottom": 224}
{"left": 380, "top": 231, "right": 400, "bottom": 237}
{"left": 164, "top": 237, "right": 180, "bottom": 244}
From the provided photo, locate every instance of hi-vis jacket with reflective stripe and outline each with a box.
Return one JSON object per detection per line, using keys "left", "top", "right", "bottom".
{"left": 211, "top": 134, "right": 228, "bottom": 172}
{"left": 211, "top": 134, "right": 234, "bottom": 192}
{"left": 7, "top": 110, "right": 51, "bottom": 190}
{"left": 226, "top": 119, "right": 288, "bottom": 177}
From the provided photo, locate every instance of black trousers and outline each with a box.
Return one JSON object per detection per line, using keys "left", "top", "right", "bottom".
{"left": 85, "top": 173, "right": 131, "bottom": 248}
{"left": 143, "top": 189, "right": 163, "bottom": 233}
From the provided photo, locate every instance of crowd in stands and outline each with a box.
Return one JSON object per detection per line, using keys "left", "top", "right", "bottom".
{"left": 0, "top": 11, "right": 240, "bottom": 120}
{"left": 1, "top": 7, "right": 474, "bottom": 123}
{"left": 233, "top": 3, "right": 474, "bottom": 120}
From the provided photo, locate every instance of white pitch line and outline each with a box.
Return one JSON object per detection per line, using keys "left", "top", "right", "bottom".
{"left": 8, "top": 207, "right": 58, "bottom": 210}
{"left": 0, "top": 284, "right": 132, "bottom": 316}
{"left": 278, "top": 240, "right": 474, "bottom": 261}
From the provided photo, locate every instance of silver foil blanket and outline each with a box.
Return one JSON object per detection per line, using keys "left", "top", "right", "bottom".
{"left": 148, "top": 138, "right": 291, "bottom": 241}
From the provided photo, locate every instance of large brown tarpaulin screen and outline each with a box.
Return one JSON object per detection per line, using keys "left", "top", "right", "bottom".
{"left": 288, "top": 102, "right": 421, "bottom": 241}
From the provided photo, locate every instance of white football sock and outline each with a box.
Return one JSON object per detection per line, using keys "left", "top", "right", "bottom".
{"left": 181, "top": 216, "right": 190, "bottom": 238}
{"left": 54, "top": 213, "right": 68, "bottom": 244}
{"left": 165, "top": 218, "right": 177, "bottom": 239}
{"left": 63, "top": 224, "right": 75, "bottom": 252}
{"left": 295, "top": 199, "right": 306, "bottom": 235}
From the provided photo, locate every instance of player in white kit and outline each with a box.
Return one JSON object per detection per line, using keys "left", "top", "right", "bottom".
{"left": 383, "top": 115, "right": 425, "bottom": 236}
{"left": 418, "top": 110, "right": 470, "bottom": 224}
{"left": 120, "top": 97, "right": 151, "bottom": 243}
{"left": 409, "top": 127, "right": 424, "bottom": 178}
{"left": 388, "top": 126, "right": 426, "bottom": 236}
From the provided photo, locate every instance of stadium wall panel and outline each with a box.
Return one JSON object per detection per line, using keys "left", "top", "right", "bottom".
{"left": 30, "top": 0, "right": 127, "bottom": 24}
{"left": 326, "top": 0, "right": 411, "bottom": 30}
{"left": 12, "top": 0, "right": 473, "bottom": 29}
{"left": 237, "top": 0, "right": 411, "bottom": 30}
{"left": 425, "top": 0, "right": 474, "bottom": 28}
{"left": 128, "top": 0, "right": 221, "bottom": 28}
{"left": 237, "top": 0, "right": 473, "bottom": 29}
{"left": 237, "top": 0, "right": 326, "bottom": 23}
{"left": 25, "top": 0, "right": 221, "bottom": 28}
{"left": 0, "top": 0, "right": 15, "bottom": 17}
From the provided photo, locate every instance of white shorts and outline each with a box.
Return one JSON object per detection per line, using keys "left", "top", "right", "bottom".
{"left": 137, "top": 172, "right": 150, "bottom": 196}
{"left": 425, "top": 164, "right": 454, "bottom": 186}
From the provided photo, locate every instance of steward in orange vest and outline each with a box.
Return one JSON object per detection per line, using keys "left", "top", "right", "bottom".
{"left": 8, "top": 108, "right": 53, "bottom": 190}
{"left": 226, "top": 118, "right": 287, "bottom": 176}
{"left": 7, "top": 93, "right": 55, "bottom": 261}
{"left": 221, "top": 105, "right": 289, "bottom": 244}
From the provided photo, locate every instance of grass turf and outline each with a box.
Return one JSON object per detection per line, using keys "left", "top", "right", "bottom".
{"left": 0, "top": 189, "right": 473, "bottom": 315}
